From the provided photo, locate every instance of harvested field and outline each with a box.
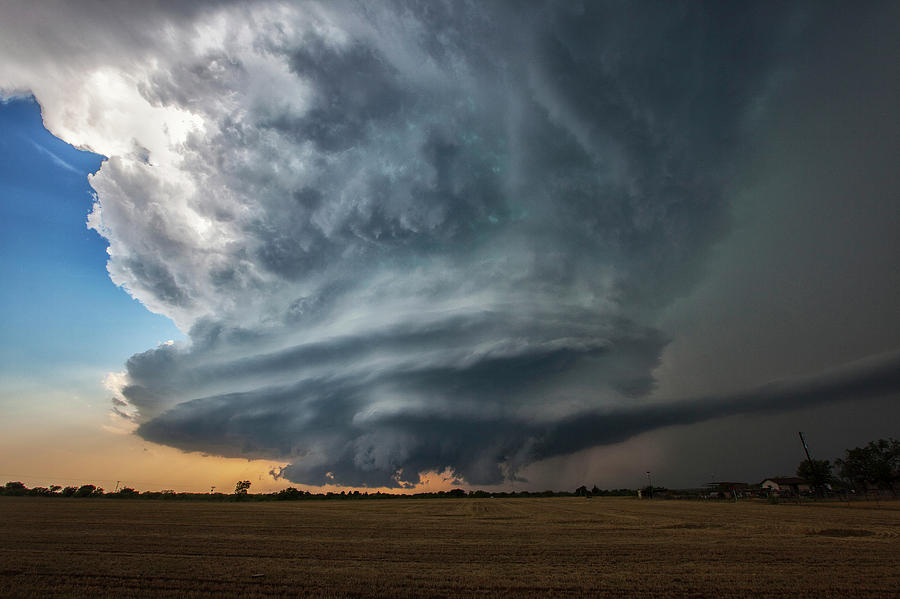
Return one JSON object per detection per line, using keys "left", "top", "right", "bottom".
{"left": 1, "top": 496, "right": 898, "bottom": 597}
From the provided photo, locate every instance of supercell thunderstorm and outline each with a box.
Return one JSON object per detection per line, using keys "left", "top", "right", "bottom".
{"left": 3, "top": 2, "right": 822, "bottom": 486}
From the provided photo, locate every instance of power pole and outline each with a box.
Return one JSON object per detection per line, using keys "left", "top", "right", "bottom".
{"left": 798, "top": 431, "right": 818, "bottom": 496}
{"left": 646, "top": 471, "right": 653, "bottom": 499}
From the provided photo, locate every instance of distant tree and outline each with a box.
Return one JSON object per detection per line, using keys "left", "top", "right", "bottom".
{"left": 797, "top": 459, "right": 835, "bottom": 495}
{"left": 74, "top": 485, "right": 97, "bottom": 498}
{"left": 591, "top": 485, "right": 601, "bottom": 495}
{"left": 574, "top": 485, "right": 589, "bottom": 497}
{"left": 835, "top": 438, "right": 900, "bottom": 494}
{"left": 61, "top": 486, "right": 78, "bottom": 497}
{"left": 275, "top": 487, "right": 304, "bottom": 500}
{"left": 49, "top": 485, "right": 62, "bottom": 495}
{"left": 447, "top": 488, "right": 466, "bottom": 498}
{"left": 3, "top": 481, "right": 27, "bottom": 496}
{"left": 234, "top": 480, "right": 252, "bottom": 496}
{"left": 116, "top": 487, "right": 138, "bottom": 497}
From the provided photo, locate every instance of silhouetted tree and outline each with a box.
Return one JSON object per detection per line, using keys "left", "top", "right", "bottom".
{"left": 3, "top": 481, "right": 27, "bottom": 496}
{"left": 276, "top": 487, "right": 304, "bottom": 500}
{"left": 61, "top": 486, "right": 77, "bottom": 497}
{"left": 835, "top": 438, "right": 900, "bottom": 494}
{"left": 234, "top": 480, "right": 252, "bottom": 496}
{"left": 74, "top": 484, "right": 97, "bottom": 497}
{"left": 797, "top": 459, "right": 835, "bottom": 495}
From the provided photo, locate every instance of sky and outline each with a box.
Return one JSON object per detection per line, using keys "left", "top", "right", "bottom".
{"left": 0, "top": 0, "right": 898, "bottom": 493}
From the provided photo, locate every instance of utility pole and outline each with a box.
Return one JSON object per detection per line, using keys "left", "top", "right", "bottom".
{"left": 114, "top": 480, "right": 120, "bottom": 493}
{"left": 646, "top": 471, "right": 653, "bottom": 499}
{"left": 798, "top": 431, "right": 818, "bottom": 496}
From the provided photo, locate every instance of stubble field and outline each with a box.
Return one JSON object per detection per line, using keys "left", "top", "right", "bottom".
{"left": 0, "top": 496, "right": 898, "bottom": 597}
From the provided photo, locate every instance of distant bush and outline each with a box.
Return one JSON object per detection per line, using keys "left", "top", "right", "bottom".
{"left": 2, "top": 481, "right": 27, "bottom": 496}
{"left": 275, "top": 487, "right": 306, "bottom": 500}
{"left": 74, "top": 485, "right": 97, "bottom": 498}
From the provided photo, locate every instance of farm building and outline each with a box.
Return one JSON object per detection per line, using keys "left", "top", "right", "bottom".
{"left": 761, "top": 477, "right": 810, "bottom": 495}
{"left": 704, "top": 482, "right": 752, "bottom": 499}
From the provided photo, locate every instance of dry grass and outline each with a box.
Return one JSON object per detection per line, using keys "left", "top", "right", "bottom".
{"left": 1, "top": 496, "right": 898, "bottom": 597}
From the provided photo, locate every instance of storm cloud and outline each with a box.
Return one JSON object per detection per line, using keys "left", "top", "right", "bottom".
{"left": 2, "top": 1, "right": 897, "bottom": 487}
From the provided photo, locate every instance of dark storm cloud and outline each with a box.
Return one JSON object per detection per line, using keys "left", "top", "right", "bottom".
{"left": 116, "top": 1, "right": 809, "bottom": 486}
{"left": 279, "top": 39, "right": 407, "bottom": 152}
{"left": 139, "top": 348, "right": 900, "bottom": 487}
{"left": 534, "top": 350, "right": 900, "bottom": 461}
{"left": 135, "top": 317, "right": 666, "bottom": 486}
{"left": 8, "top": 1, "right": 891, "bottom": 488}
{"left": 123, "top": 308, "right": 666, "bottom": 421}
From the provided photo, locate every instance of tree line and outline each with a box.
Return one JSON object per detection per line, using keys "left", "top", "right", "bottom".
{"left": 0, "top": 479, "right": 634, "bottom": 501}
{"left": 797, "top": 437, "right": 899, "bottom": 495}
{"left": 2, "top": 437, "right": 896, "bottom": 500}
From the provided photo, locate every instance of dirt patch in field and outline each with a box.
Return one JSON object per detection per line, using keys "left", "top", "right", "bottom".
{"left": 660, "top": 522, "right": 724, "bottom": 530}
{"left": 811, "top": 528, "right": 876, "bottom": 537}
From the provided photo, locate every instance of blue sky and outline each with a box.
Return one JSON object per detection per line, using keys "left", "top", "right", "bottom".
{"left": 0, "top": 97, "right": 182, "bottom": 393}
